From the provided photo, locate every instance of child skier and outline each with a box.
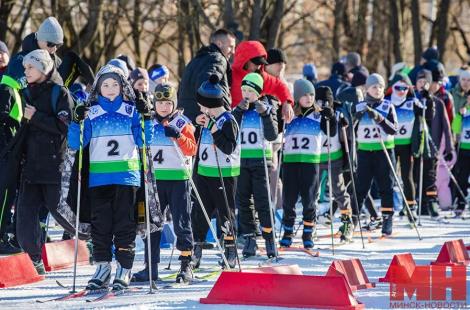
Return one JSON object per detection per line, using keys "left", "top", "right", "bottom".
{"left": 15, "top": 49, "right": 73, "bottom": 274}
{"left": 353, "top": 73, "right": 398, "bottom": 237}
{"left": 132, "top": 83, "right": 197, "bottom": 283}
{"left": 315, "top": 86, "right": 353, "bottom": 242}
{"left": 451, "top": 91, "right": 470, "bottom": 216}
{"left": 68, "top": 64, "right": 143, "bottom": 291}
{"left": 232, "top": 72, "right": 279, "bottom": 258}
{"left": 129, "top": 67, "right": 150, "bottom": 93}
{"left": 279, "top": 81, "right": 335, "bottom": 248}
{"left": 191, "top": 74, "right": 240, "bottom": 269}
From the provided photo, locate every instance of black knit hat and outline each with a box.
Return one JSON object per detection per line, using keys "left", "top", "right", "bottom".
{"left": 331, "top": 62, "right": 346, "bottom": 76}
{"left": 267, "top": 48, "right": 287, "bottom": 64}
{"left": 315, "top": 86, "right": 334, "bottom": 107}
{"left": 197, "top": 74, "right": 224, "bottom": 108}
{"left": 351, "top": 70, "right": 368, "bottom": 87}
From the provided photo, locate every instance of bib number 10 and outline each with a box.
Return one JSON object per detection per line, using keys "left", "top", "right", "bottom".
{"left": 241, "top": 131, "right": 257, "bottom": 144}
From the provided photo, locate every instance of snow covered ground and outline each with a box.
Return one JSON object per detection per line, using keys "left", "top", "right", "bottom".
{"left": 1, "top": 209, "right": 469, "bottom": 309}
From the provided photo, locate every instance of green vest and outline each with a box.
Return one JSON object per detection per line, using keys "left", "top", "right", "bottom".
{"left": 0, "top": 75, "right": 23, "bottom": 122}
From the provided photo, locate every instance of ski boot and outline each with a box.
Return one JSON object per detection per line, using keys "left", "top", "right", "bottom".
{"left": 86, "top": 261, "right": 111, "bottom": 290}
{"left": 32, "top": 259, "right": 46, "bottom": 275}
{"left": 176, "top": 255, "right": 193, "bottom": 284}
{"left": 221, "top": 239, "right": 237, "bottom": 269}
{"left": 131, "top": 263, "right": 158, "bottom": 282}
{"left": 381, "top": 214, "right": 393, "bottom": 237}
{"left": 192, "top": 242, "right": 203, "bottom": 269}
{"left": 302, "top": 222, "right": 315, "bottom": 249}
{"left": 363, "top": 217, "right": 382, "bottom": 231}
{"left": 338, "top": 214, "right": 353, "bottom": 243}
{"left": 242, "top": 234, "right": 258, "bottom": 258}
{"left": 279, "top": 226, "right": 293, "bottom": 247}
{"left": 0, "top": 235, "right": 22, "bottom": 255}
{"left": 112, "top": 262, "right": 131, "bottom": 291}
{"left": 262, "top": 232, "right": 276, "bottom": 258}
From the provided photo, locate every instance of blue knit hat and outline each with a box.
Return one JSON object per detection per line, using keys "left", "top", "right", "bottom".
{"left": 148, "top": 64, "right": 169, "bottom": 81}
{"left": 303, "top": 63, "right": 317, "bottom": 80}
{"left": 107, "top": 58, "right": 129, "bottom": 78}
{"left": 197, "top": 74, "right": 224, "bottom": 108}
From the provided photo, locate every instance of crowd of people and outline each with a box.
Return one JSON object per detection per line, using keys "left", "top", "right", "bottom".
{"left": 0, "top": 16, "right": 469, "bottom": 292}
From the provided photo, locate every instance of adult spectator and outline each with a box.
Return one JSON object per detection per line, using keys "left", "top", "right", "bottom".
{"left": 315, "top": 62, "right": 350, "bottom": 98}
{"left": 265, "top": 48, "right": 287, "bottom": 79}
{"left": 178, "top": 28, "right": 236, "bottom": 123}
{"left": 344, "top": 52, "right": 369, "bottom": 79}
{"left": 408, "top": 47, "right": 446, "bottom": 85}
{"left": 0, "top": 41, "right": 9, "bottom": 78}
{"left": 450, "top": 69, "right": 470, "bottom": 114}
{"left": 302, "top": 63, "right": 317, "bottom": 85}
{"left": 231, "top": 41, "right": 294, "bottom": 123}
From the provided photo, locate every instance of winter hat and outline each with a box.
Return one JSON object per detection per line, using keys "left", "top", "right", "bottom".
{"left": 331, "top": 62, "right": 346, "bottom": 77}
{"left": 148, "top": 64, "right": 169, "bottom": 81}
{"left": 429, "top": 63, "right": 445, "bottom": 82}
{"left": 294, "top": 79, "right": 315, "bottom": 103}
{"left": 88, "top": 64, "right": 135, "bottom": 103}
{"left": 116, "top": 54, "right": 136, "bottom": 71}
{"left": 267, "top": 48, "right": 287, "bottom": 64}
{"left": 250, "top": 56, "right": 268, "bottom": 65}
{"left": 416, "top": 69, "right": 432, "bottom": 84}
{"left": 315, "top": 86, "right": 333, "bottom": 107}
{"left": 22, "top": 49, "right": 54, "bottom": 75}
{"left": 107, "top": 58, "right": 129, "bottom": 78}
{"left": 241, "top": 72, "right": 264, "bottom": 96}
{"left": 0, "top": 41, "right": 9, "bottom": 55}
{"left": 36, "top": 17, "right": 64, "bottom": 44}
{"left": 351, "top": 70, "right": 368, "bottom": 87}
{"left": 97, "top": 72, "right": 122, "bottom": 92}
{"left": 422, "top": 47, "right": 439, "bottom": 62}
{"left": 197, "top": 74, "right": 225, "bottom": 108}
{"left": 345, "top": 52, "right": 361, "bottom": 68}
{"left": 389, "top": 73, "right": 412, "bottom": 87}
{"left": 154, "top": 83, "right": 176, "bottom": 105}
{"left": 303, "top": 63, "right": 317, "bottom": 80}
{"left": 388, "top": 62, "right": 407, "bottom": 80}
{"left": 129, "top": 67, "right": 149, "bottom": 86}
{"left": 365, "top": 73, "right": 385, "bottom": 89}
{"left": 459, "top": 69, "right": 470, "bottom": 81}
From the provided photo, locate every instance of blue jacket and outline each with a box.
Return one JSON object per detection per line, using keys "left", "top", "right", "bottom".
{"left": 68, "top": 95, "right": 143, "bottom": 187}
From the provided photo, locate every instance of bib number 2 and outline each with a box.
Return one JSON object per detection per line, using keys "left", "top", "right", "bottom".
{"left": 107, "top": 140, "right": 119, "bottom": 156}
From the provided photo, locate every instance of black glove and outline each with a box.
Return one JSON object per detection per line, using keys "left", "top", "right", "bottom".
{"left": 320, "top": 107, "right": 334, "bottom": 120}
{"left": 443, "top": 152, "right": 453, "bottom": 162}
{"left": 420, "top": 89, "right": 431, "bottom": 100}
{"left": 339, "top": 113, "right": 349, "bottom": 128}
{"left": 164, "top": 126, "right": 181, "bottom": 139}
{"left": 73, "top": 104, "right": 89, "bottom": 122}
{"left": 237, "top": 99, "right": 249, "bottom": 111}
{"left": 135, "top": 91, "right": 151, "bottom": 116}
{"left": 366, "top": 107, "right": 384, "bottom": 123}
{"left": 255, "top": 100, "right": 268, "bottom": 116}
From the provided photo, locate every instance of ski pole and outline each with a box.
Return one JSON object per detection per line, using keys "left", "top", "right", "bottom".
{"left": 259, "top": 117, "right": 279, "bottom": 259}
{"left": 273, "top": 123, "right": 286, "bottom": 240}
{"left": 326, "top": 117, "right": 335, "bottom": 254}
{"left": 165, "top": 244, "right": 175, "bottom": 270}
{"left": 140, "top": 117, "right": 155, "bottom": 293}
{"left": 212, "top": 143, "right": 242, "bottom": 271}
{"left": 417, "top": 102, "right": 426, "bottom": 226}
{"left": 341, "top": 125, "right": 365, "bottom": 249}
{"left": 171, "top": 140, "right": 231, "bottom": 269}
{"left": 375, "top": 124, "right": 422, "bottom": 240}
{"left": 71, "top": 121, "right": 84, "bottom": 293}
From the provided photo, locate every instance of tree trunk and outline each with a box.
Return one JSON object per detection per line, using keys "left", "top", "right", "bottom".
{"left": 266, "top": 0, "right": 284, "bottom": 49}
{"left": 411, "top": 0, "right": 422, "bottom": 65}
{"left": 436, "top": 0, "right": 450, "bottom": 61}
{"left": 223, "top": 0, "right": 234, "bottom": 27}
{"left": 249, "top": 0, "right": 262, "bottom": 40}
{"left": 332, "top": 0, "right": 345, "bottom": 61}
{"left": 0, "top": 0, "right": 15, "bottom": 42}
{"left": 389, "top": 0, "right": 402, "bottom": 63}
{"left": 353, "top": 0, "right": 369, "bottom": 55}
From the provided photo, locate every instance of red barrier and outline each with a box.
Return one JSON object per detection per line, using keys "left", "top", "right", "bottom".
{"left": 326, "top": 259, "right": 375, "bottom": 291}
{"left": 42, "top": 239, "right": 90, "bottom": 271}
{"left": 201, "top": 270, "right": 364, "bottom": 309}
{"left": 431, "top": 239, "right": 470, "bottom": 266}
{"left": 242, "top": 264, "right": 303, "bottom": 275}
{"left": 0, "top": 253, "right": 44, "bottom": 288}
{"left": 379, "top": 253, "right": 416, "bottom": 283}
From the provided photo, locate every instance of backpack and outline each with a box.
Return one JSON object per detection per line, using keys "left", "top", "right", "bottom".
{"left": 22, "top": 84, "right": 62, "bottom": 113}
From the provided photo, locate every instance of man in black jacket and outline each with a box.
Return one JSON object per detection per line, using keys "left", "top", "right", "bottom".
{"left": 178, "top": 29, "right": 235, "bottom": 123}
{"left": 15, "top": 49, "right": 73, "bottom": 274}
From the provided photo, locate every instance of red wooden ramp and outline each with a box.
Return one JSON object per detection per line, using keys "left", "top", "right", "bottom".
{"left": 42, "top": 239, "right": 90, "bottom": 271}
{"left": 431, "top": 239, "right": 470, "bottom": 266}
{"left": 0, "top": 253, "right": 44, "bottom": 288}
{"left": 379, "top": 253, "right": 417, "bottom": 283}
{"left": 326, "top": 258, "right": 375, "bottom": 291}
{"left": 200, "top": 265, "right": 364, "bottom": 309}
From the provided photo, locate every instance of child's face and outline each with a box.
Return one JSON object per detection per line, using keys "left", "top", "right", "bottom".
{"left": 415, "top": 78, "right": 428, "bottom": 92}
{"left": 155, "top": 100, "right": 173, "bottom": 118}
{"left": 367, "top": 84, "right": 384, "bottom": 99}
{"left": 24, "top": 64, "right": 46, "bottom": 84}
{"left": 134, "top": 78, "right": 149, "bottom": 92}
{"left": 198, "top": 104, "right": 223, "bottom": 118}
{"left": 241, "top": 87, "right": 259, "bottom": 103}
{"left": 100, "top": 78, "right": 121, "bottom": 101}
{"left": 299, "top": 93, "right": 315, "bottom": 108}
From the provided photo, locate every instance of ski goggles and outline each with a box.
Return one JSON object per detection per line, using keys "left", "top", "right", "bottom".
{"left": 155, "top": 88, "right": 174, "bottom": 100}
{"left": 46, "top": 41, "right": 62, "bottom": 48}
{"left": 393, "top": 85, "right": 409, "bottom": 91}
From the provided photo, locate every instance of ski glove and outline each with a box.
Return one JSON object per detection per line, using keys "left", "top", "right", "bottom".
{"left": 164, "top": 126, "right": 181, "bottom": 139}
{"left": 135, "top": 91, "right": 152, "bottom": 118}
{"left": 255, "top": 100, "right": 268, "bottom": 116}
{"left": 366, "top": 107, "right": 384, "bottom": 123}
{"left": 237, "top": 99, "right": 250, "bottom": 111}
{"left": 73, "top": 104, "right": 89, "bottom": 122}
{"left": 339, "top": 113, "right": 349, "bottom": 128}
{"left": 320, "top": 107, "right": 334, "bottom": 120}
